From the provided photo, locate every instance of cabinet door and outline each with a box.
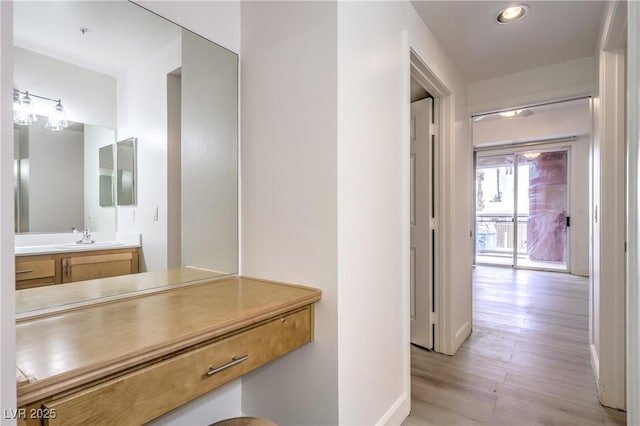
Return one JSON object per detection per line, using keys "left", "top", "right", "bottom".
{"left": 61, "top": 250, "right": 139, "bottom": 283}
{"left": 15, "top": 256, "right": 59, "bottom": 290}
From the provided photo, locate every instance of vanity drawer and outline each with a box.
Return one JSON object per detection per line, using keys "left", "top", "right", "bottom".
{"left": 15, "top": 257, "right": 57, "bottom": 289}
{"left": 44, "top": 306, "right": 312, "bottom": 426}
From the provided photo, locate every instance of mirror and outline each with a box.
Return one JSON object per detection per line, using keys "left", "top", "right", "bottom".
{"left": 14, "top": 1, "right": 239, "bottom": 313}
{"left": 116, "top": 137, "right": 136, "bottom": 206}
{"left": 14, "top": 115, "right": 116, "bottom": 232}
{"left": 99, "top": 144, "right": 114, "bottom": 207}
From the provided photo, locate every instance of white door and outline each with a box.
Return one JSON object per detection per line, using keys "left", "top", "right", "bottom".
{"left": 410, "top": 97, "right": 434, "bottom": 349}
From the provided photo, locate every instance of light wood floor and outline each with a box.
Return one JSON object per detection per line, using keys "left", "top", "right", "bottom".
{"left": 404, "top": 266, "right": 627, "bottom": 426}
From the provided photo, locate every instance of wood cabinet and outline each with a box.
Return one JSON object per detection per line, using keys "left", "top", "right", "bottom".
{"left": 45, "top": 307, "right": 311, "bottom": 425}
{"left": 15, "top": 255, "right": 59, "bottom": 290}
{"left": 16, "top": 248, "right": 139, "bottom": 290}
{"left": 16, "top": 276, "right": 321, "bottom": 425}
{"left": 60, "top": 250, "right": 139, "bottom": 283}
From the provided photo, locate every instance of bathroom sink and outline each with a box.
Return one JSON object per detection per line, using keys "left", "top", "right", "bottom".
{"left": 54, "top": 241, "right": 124, "bottom": 250}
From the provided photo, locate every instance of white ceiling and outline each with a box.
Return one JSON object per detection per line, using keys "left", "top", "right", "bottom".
{"left": 13, "top": 1, "right": 181, "bottom": 77}
{"left": 411, "top": 1, "right": 606, "bottom": 82}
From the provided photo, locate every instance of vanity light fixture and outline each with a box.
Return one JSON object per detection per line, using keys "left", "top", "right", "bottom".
{"left": 496, "top": 4, "right": 529, "bottom": 24}
{"left": 13, "top": 89, "right": 68, "bottom": 131}
{"left": 45, "top": 100, "right": 69, "bottom": 131}
{"left": 13, "top": 90, "right": 37, "bottom": 126}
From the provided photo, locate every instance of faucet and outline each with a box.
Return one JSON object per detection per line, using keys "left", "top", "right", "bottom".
{"left": 77, "top": 229, "right": 94, "bottom": 244}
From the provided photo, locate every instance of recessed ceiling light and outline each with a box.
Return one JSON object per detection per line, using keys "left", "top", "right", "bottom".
{"left": 499, "top": 110, "right": 519, "bottom": 118}
{"left": 496, "top": 5, "right": 529, "bottom": 24}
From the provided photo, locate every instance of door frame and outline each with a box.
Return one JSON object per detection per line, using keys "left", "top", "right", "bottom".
{"left": 592, "top": 0, "right": 627, "bottom": 409}
{"left": 405, "top": 44, "right": 451, "bottom": 355}
{"left": 627, "top": 2, "right": 640, "bottom": 423}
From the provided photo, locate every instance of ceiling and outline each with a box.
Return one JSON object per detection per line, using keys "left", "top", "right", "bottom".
{"left": 411, "top": 1, "right": 606, "bottom": 82}
{"left": 13, "top": 1, "right": 180, "bottom": 77}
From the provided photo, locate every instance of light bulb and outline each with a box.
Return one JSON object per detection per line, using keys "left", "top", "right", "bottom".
{"left": 15, "top": 92, "right": 37, "bottom": 126}
{"left": 499, "top": 110, "right": 518, "bottom": 118}
{"left": 496, "top": 5, "right": 529, "bottom": 24}
{"left": 45, "top": 100, "right": 68, "bottom": 131}
{"left": 13, "top": 90, "right": 20, "bottom": 121}
{"left": 502, "top": 7, "right": 523, "bottom": 20}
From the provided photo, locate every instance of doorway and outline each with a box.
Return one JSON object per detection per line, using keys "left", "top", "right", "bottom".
{"left": 408, "top": 53, "right": 440, "bottom": 351}
{"left": 474, "top": 146, "right": 570, "bottom": 272}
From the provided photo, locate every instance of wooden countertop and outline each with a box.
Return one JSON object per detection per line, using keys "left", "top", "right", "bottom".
{"left": 16, "top": 267, "right": 225, "bottom": 315}
{"left": 16, "top": 275, "right": 321, "bottom": 406}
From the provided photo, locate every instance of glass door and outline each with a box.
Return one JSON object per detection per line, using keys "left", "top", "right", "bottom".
{"left": 475, "top": 154, "right": 517, "bottom": 266}
{"left": 475, "top": 148, "right": 569, "bottom": 271}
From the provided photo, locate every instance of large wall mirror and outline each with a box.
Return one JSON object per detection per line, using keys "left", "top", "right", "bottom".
{"left": 14, "top": 1, "right": 238, "bottom": 312}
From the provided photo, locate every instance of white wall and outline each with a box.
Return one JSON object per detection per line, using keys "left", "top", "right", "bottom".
{"left": 239, "top": 3, "right": 470, "bottom": 424}
{"left": 571, "top": 136, "right": 590, "bottom": 276}
{"left": 117, "top": 38, "right": 181, "bottom": 273}
{"left": 0, "top": 2, "right": 16, "bottom": 423}
{"left": 27, "top": 123, "right": 84, "bottom": 232}
{"left": 240, "top": 3, "right": 338, "bottom": 425}
{"left": 473, "top": 99, "right": 591, "bottom": 147}
{"left": 136, "top": 1, "right": 240, "bottom": 54}
{"left": 468, "top": 56, "right": 595, "bottom": 115}
{"left": 337, "top": 3, "right": 471, "bottom": 423}
{"left": 13, "top": 47, "right": 116, "bottom": 129}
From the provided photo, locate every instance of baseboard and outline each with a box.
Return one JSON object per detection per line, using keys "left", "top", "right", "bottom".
{"left": 590, "top": 344, "right": 600, "bottom": 384}
{"left": 376, "top": 392, "right": 410, "bottom": 426}
{"left": 452, "top": 320, "right": 471, "bottom": 353}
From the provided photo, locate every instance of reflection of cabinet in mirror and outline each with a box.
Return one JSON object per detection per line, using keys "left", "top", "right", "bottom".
{"left": 14, "top": 255, "right": 59, "bottom": 289}
{"left": 116, "top": 137, "right": 136, "bottom": 206}
{"left": 61, "top": 250, "right": 139, "bottom": 283}
{"left": 15, "top": 248, "right": 139, "bottom": 290}
{"left": 99, "top": 144, "right": 114, "bottom": 207}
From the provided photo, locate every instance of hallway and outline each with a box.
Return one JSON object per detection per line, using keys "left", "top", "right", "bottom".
{"left": 404, "top": 266, "right": 626, "bottom": 425}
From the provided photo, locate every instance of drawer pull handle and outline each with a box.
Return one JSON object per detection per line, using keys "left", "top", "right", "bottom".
{"left": 16, "top": 270, "right": 33, "bottom": 274}
{"left": 206, "top": 355, "right": 249, "bottom": 377}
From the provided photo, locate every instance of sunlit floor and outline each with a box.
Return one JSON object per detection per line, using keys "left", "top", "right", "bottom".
{"left": 476, "top": 253, "right": 566, "bottom": 271}
{"left": 403, "top": 266, "right": 625, "bottom": 426}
